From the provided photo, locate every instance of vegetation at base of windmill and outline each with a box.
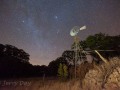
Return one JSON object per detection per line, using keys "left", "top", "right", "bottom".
{"left": 58, "top": 63, "right": 63, "bottom": 78}
{"left": 63, "top": 64, "right": 68, "bottom": 78}
{"left": 69, "top": 61, "right": 94, "bottom": 79}
{"left": 58, "top": 63, "right": 68, "bottom": 81}
{"left": 48, "top": 57, "right": 68, "bottom": 76}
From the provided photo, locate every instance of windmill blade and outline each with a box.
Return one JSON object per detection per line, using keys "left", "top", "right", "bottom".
{"left": 70, "top": 26, "right": 80, "bottom": 36}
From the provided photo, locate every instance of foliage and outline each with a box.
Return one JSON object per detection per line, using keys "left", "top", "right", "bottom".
{"left": 62, "top": 50, "right": 75, "bottom": 65}
{"left": 63, "top": 64, "right": 68, "bottom": 78}
{"left": 48, "top": 57, "right": 68, "bottom": 76}
{"left": 82, "top": 33, "right": 120, "bottom": 50}
{"left": 0, "top": 44, "right": 43, "bottom": 78}
{"left": 58, "top": 63, "right": 68, "bottom": 80}
{"left": 58, "top": 63, "right": 64, "bottom": 77}
{"left": 0, "top": 44, "right": 30, "bottom": 63}
{"left": 70, "top": 33, "right": 120, "bottom": 60}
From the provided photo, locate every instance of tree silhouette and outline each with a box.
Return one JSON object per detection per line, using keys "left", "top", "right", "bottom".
{"left": 0, "top": 44, "right": 5, "bottom": 56}
{"left": 3, "top": 44, "right": 30, "bottom": 63}
{"left": 84, "top": 33, "right": 120, "bottom": 50}
{"left": 62, "top": 50, "right": 75, "bottom": 65}
{"left": 0, "top": 44, "right": 31, "bottom": 78}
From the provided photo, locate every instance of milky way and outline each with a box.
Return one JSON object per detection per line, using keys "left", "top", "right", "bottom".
{"left": 0, "top": 0, "right": 120, "bottom": 65}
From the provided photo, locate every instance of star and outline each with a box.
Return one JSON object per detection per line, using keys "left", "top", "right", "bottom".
{"left": 54, "top": 16, "right": 58, "bottom": 19}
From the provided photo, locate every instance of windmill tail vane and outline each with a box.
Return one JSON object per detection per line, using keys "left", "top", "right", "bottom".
{"left": 80, "top": 25, "right": 86, "bottom": 30}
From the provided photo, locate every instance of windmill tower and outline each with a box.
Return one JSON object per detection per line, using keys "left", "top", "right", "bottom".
{"left": 70, "top": 25, "right": 86, "bottom": 78}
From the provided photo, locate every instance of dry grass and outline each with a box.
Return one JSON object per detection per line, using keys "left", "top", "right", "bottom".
{"left": 0, "top": 57, "right": 120, "bottom": 90}
{"left": 0, "top": 78, "right": 120, "bottom": 90}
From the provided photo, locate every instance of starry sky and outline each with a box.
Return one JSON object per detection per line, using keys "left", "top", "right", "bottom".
{"left": 0, "top": 0, "right": 120, "bottom": 65}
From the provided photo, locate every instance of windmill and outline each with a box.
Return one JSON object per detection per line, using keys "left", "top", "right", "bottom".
{"left": 70, "top": 25, "right": 86, "bottom": 78}
{"left": 70, "top": 26, "right": 120, "bottom": 79}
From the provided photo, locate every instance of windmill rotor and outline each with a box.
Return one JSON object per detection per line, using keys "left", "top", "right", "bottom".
{"left": 70, "top": 26, "right": 79, "bottom": 36}
{"left": 70, "top": 25, "right": 86, "bottom": 36}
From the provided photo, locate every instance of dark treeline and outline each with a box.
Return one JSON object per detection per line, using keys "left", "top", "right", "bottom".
{"left": 0, "top": 33, "right": 120, "bottom": 79}
{"left": 0, "top": 44, "right": 67, "bottom": 78}
{"left": 0, "top": 44, "right": 50, "bottom": 79}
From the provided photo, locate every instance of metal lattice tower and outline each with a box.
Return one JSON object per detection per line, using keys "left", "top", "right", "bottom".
{"left": 72, "top": 36, "right": 87, "bottom": 78}
{"left": 70, "top": 25, "right": 86, "bottom": 78}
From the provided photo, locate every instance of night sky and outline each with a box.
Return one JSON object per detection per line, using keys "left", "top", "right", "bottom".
{"left": 0, "top": 0, "right": 120, "bottom": 65}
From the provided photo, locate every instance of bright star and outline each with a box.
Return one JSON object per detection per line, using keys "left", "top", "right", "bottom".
{"left": 54, "top": 16, "right": 58, "bottom": 19}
